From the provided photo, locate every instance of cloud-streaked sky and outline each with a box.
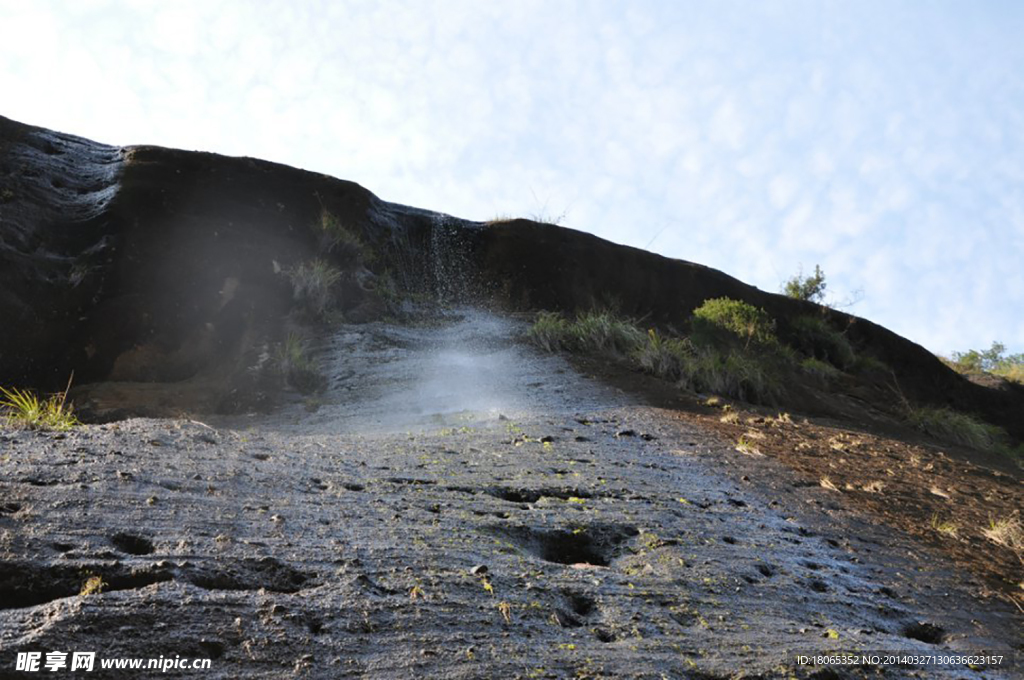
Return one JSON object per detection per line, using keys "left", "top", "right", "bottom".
{"left": 2, "top": 0, "right": 1022, "bottom": 355}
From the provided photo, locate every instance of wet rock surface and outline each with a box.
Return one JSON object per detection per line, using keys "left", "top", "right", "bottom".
{"left": 1, "top": 310, "right": 1019, "bottom": 678}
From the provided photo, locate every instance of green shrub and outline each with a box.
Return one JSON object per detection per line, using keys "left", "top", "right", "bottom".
{"left": 288, "top": 258, "right": 342, "bottom": 319}
{"left": 782, "top": 264, "right": 827, "bottom": 303}
{"left": 0, "top": 385, "right": 79, "bottom": 431}
{"left": 790, "top": 315, "right": 855, "bottom": 370}
{"left": 692, "top": 298, "right": 776, "bottom": 348}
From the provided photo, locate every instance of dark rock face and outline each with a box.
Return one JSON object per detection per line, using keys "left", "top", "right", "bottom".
{"left": 0, "top": 116, "right": 409, "bottom": 415}
{"left": 1, "top": 114, "right": 1021, "bottom": 438}
{"left": 0, "top": 117, "right": 121, "bottom": 388}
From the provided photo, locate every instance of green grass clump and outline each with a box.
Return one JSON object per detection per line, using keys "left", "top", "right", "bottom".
{"left": 691, "top": 298, "right": 776, "bottom": 348}
{"left": 683, "top": 346, "right": 782, "bottom": 404}
{"left": 569, "top": 311, "right": 645, "bottom": 354}
{"left": 633, "top": 329, "right": 782, "bottom": 404}
{"left": 0, "top": 384, "right": 79, "bottom": 431}
{"left": 288, "top": 258, "right": 342, "bottom": 319}
{"left": 790, "top": 315, "right": 855, "bottom": 370}
{"left": 276, "top": 333, "right": 325, "bottom": 394}
{"left": 532, "top": 306, "right": 784, "bottom": 404}
{"left": 906, "top": 406, "right": 1006, "bottom": 451}
{"left": 528, "top": 311, "right": 644, "bottom": 355}
{"left": 528, "top": 311, "right": 573, "bottom": 352}
{"left": 633, "top": 329, "right": 692, "bottom": 381}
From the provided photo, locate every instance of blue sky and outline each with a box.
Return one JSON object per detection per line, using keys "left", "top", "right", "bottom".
{"left": 2, "top": 0, "right": 1022, "bottom": 355}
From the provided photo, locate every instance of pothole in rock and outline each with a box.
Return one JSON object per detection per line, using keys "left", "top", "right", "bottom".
{"left": 489, "top": 524, "right": 637, "bottom": 567}
{"left": 553, "top": 592, "right": 596, "bottom": 628}
{"left": 0, "top": 502, "right": 22, "bottom": 515}
{"left": 387, "top": 477, "right": 437, "bottom": 486}
{"left": 0, "top": 562, "right": 172, "bottom": 609}
{"left": 111, "top": 532, "right": 155, "bottom": 556}
{"left": 198, "top": 640, "right": 225, "bottom": 659}
{"left": 484, "top": 487, "right": 596, "bottom": 504}
{"left": 903, "top": 621, "right": 945, "bottom": 644}
{"left": 186, "top": 557, "right": 315, "bottom": 594}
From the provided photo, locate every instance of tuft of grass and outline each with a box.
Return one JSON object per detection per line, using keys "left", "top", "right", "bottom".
{"left": 684, "top": 346, "right": 783, "bottom": 404}
{"left": 528, "top": 311, "right": 573, "bottom": 352}
{"left": 982, "top": 514, "right": 1022, "bottom": 552}
{"left": 80, "top": 575, "right": 105, "bottom": 597}
{"left": 485, "top": 213, "right": 517, "bottom": 225}
{"left": 288, "top": 258, "right": 342, "bottom": 319}
{"left": 1, "top": 380, "right": 79, "bottom": 431}
{"left": 735, "top": 434, "right": 763, "bottom": 457}
{"left": 930, "top": 514, "right": 959, "bottom": 539}
{"left": 528, "top": 311, "right": 644, "bottom": 355}
{"left": 819, "top": 476, "right": 840, "bottom": 491}
{"left": 633, "top": 329, "right": 691, "bottom": 381}
{"left": 570, "top": 312, "right": 645, "bottom": 354}
{"left": 906, "top": 406, "right": 1006, "bottom": 452}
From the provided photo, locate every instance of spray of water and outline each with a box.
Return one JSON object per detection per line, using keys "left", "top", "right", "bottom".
{"left": 429, "top": 213, "right": 475, "bottom": 304}
{"left": 295, "top": 308, "right": 622, "bottom": 434}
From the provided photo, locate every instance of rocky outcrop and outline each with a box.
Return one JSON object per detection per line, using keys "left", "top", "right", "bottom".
{"left": 1, "top": 114, "right": 1021, "bottom": 438}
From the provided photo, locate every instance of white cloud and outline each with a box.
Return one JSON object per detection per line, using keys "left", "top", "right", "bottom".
{"left": 768, "top": 175, "right": 799, "bottom": 210}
